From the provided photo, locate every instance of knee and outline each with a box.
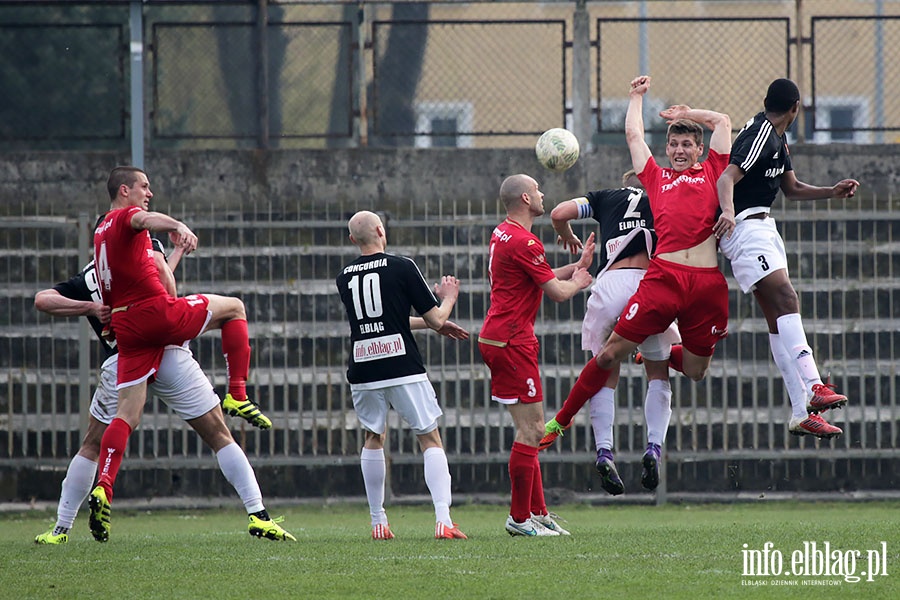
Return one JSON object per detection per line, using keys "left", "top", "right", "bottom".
{"left": 522, "top": 419, "right": 544, "bottom": 446}
{"left": 773, "top": 284, "right": 799, "bottom": 312}
{"left": 596, "top": 348, "right": 619, "bottom": 369}
{"left": 228, "top": 297, "right": 247, "bottom": 320}
{"left": 682, "top": 364, "right": 708, "bottom": 382}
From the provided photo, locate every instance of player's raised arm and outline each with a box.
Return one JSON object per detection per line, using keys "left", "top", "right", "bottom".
{"left": 625, "top": 76, "right": 653, "bottom": 175}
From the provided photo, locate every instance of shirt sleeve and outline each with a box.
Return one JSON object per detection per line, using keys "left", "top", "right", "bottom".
{"left": 706, "top": 149, "right": 729, "bottom": 179}
{"left": 730, "top": 122, "right": 770, "bottom": 173}
{"left": 636, "top": 157, "right": 660, "bottom": 194}
{"left": 511, "top": 236, "right": 556, "bottom": 287}
{"left": 52, "top": 272, "right": 89, "bottom": 302}
{"left": 403, "top": 257, "right": 440, "bottom": 316}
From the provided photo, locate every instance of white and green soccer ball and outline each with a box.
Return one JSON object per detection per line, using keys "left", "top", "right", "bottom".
{"left": 535, "top": 128, "right": 580, "bottom": 172}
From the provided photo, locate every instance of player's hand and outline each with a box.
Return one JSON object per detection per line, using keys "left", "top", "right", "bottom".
{"left": 436, "top": 320, "right": 469, "bottom": 341}
{"left": 713, "top": 212, "right": 735, "bottom": 240}
{"left": 92, "top": 303, "right": 111, "bottom": 324}
{"left": 576, "top": 232, "right": 596, "bottom": 269}
{"left": 170, "top": 223, "right": 198, "bottom": 255}
{"left": 556, "top": 233, "right": 583, "bottom": 254}
{"left": 630, "top": 75, "right": 651, "bottom": 96}
{"left": 832, "top": 179, "right": 860, "bottom": 198}
{"left": 660, "top": 104, "right": 692, "bottom": 124}
{"left": 572, "top": 267, "right": 592, "bottom": 289}
{"left": 434, "top": 276, "right": 460, "bottom": 301}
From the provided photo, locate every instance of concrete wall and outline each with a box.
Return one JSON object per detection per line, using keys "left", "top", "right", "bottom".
{"left": 1, "top": 144, "right": 897, "bottom": 218}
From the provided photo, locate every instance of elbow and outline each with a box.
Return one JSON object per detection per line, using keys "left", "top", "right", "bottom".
{"left": 34, "top": 291, "right": 50, "bottom": 312}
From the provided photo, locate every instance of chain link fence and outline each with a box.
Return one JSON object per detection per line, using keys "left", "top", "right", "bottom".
{"left": 2, "top": 0, "right": 899, "bottom": 151}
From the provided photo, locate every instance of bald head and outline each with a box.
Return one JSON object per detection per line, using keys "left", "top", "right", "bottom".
{"left": 499, "top": 174, "right": 537, "bottom": 209}
{"left": 348, "top": 210, "right": 386, "bottom": 253}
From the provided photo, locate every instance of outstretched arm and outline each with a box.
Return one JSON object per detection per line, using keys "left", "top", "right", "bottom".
{"left": 780, "top": 171, "right": 859, "bottom": 201}
{"left": 625, "top": 76, "right": 653, "bottom": 175}
{"left": 34, "top": 288, "right": 110, "bottom": 322}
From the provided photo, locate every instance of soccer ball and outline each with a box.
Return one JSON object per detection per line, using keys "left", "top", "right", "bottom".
{"left": 535, "top": 128, "right": 580, "bottom": 172}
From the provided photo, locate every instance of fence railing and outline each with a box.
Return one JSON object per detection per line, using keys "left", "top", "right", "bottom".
{"left": 2, "top": 189, "right": 898, "bottom": 498}
{"left": 2, "top": 1, "right": 900, "bottom": 151}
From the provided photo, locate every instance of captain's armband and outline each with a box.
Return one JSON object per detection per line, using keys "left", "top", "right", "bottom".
{"left": 573, "top": 197, "right": 592, "bottom": 219}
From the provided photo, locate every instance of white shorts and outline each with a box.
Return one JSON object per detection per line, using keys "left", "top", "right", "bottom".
{"left": 89, "top": 346, "right": 219, "bottom": 424}
{"left": 719, "top": 217, "right": 789, "bottom": 293}
{"left": 581, "top": 268, "right": 680, "bottom": 361}
{"left": 351, "top": 378, "right": 442, "bottom": 436}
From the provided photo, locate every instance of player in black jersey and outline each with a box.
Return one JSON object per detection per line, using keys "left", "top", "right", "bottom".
{"left": 538, "top": 171, "right": 679, "bottom": 494}
{"left": 717, "top": 78, "right": 859, "bottom": 439}
{"left": 34, "top": 239, "right": 292, "bottom": 544}
{"left": 336, "top": 210, "right": 468, "bottom": 540}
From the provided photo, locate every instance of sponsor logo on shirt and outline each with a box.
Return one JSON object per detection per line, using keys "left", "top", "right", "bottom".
{"left": 532, "top": 254, "right": 546, "bottom": 266}
{"left": 353, "top": 333, "right": 406, "bottom": 363}
{"left": 492, "top": 227, "right": 513, "bottom": 243}
{"left": 661, "top": 173, "right": 707, "bottom": 193}
{"left": 764, "top": 165, "right": 785, "bottom": 179}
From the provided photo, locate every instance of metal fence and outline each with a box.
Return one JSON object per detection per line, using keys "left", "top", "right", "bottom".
{"left": 2, "top": 187, "right": 898, "bottom": 498}
{"left": 2, "top": 0, "right": 900, "bottom": 152}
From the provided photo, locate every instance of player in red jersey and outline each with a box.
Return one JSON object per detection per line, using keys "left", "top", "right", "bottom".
{"left": 87, "top": 166, "right": 266, "bottom": 541}
{"left": 478, "top": 173, "right": 594, "bottom": 536}
{"left": 551, "top": 75, "right": 733, "bottom": 489}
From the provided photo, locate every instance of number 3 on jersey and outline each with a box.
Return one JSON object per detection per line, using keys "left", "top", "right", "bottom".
{"left": 348, "top": 273, "right": 383, "bottom": 319}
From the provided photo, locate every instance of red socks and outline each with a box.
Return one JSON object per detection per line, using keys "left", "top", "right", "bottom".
{"left": 530, "top": 452, "right": 547, "bottom": 517}
{"left": 222, "top": 319, "right": 251, "bottom": 400}
{"left": 509, "top": 442, "right": 537, "bottom": 523}
{"left": 96, "top": 418, "right": 133, "bottom": 501}
{"left": 556, "top": 357, "right": 611, "bottom": 427}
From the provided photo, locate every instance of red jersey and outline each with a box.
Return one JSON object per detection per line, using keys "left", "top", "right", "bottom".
{"left": 480, "top": 219, "right": 555, "bottom": 345}
{"left": 637, "top": 150, "right": 727, "bottom": 254}
{"left": 93, "top": 206, "right": 169, "bottom": 308}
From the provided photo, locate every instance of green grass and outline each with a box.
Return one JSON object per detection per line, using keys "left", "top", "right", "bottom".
{"left": 2, "top": 501, "right": 898, "bottom": 599}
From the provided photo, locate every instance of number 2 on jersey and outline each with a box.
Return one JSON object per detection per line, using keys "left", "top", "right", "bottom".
{"left": 623, "top": 189, "right": 643, "bottom": 220}
{"left": 348, "top": 273, "right": 383, "bottom": 319}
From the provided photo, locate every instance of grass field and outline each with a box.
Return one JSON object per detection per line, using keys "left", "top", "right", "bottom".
{"left": 2, "top": 501, "right": 897, "bottom": 600}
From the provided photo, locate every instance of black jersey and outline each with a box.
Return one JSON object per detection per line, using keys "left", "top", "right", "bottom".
{"left": 584, "top": 187, "right": 656, "bottom": 276}
{"left": 336, "top": 252, "right": 439, "bottom": 388}
{"left": 730, "top": 112, "right": 794, "bottom": 213}
{"left": 54, "top": 258, "right": 117, "bottom": 358}
{"left": 50, "top": 238, "right": 165, "bottom": 359}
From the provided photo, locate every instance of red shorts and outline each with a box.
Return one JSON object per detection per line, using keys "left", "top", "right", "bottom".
{"left": 613, "top": 258, "right": 728, "bottom": 357}
{"left": 111, "top": 294, "right": 212, "bottom": 387}
{"left": 478, "top": 340, "right": 543, "bottom": 404}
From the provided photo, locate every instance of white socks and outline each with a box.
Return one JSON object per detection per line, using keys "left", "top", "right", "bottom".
{"left": 644, "top": 379, "right": 673, "bottom": 446}
{"left": 216, "top": 442, "right": 264, "bottom": 514}
{"left": 56, "top": 453, "right": 97, "bottom": 530}
{"left": 423, "top": 447, "right": 453, "bottom": 527}
{"left": 776, "top": 313, "right": 823, "bottom": 391}
{"left": 361, "top": 447, "right": 388, "bottom": 526}
{"left": 589, "top": 387, "right": 616, "bottom": 451}
{"left": 769, "top": 333, "right": 811, "bottom": 419}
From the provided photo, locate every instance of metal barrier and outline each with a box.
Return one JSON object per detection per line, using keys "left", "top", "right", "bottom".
{"left": 1, "top": 190, "right": 898, "bottom": 498}
{"left": 3, "top": 1, "right": 900, "bottom": 150}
